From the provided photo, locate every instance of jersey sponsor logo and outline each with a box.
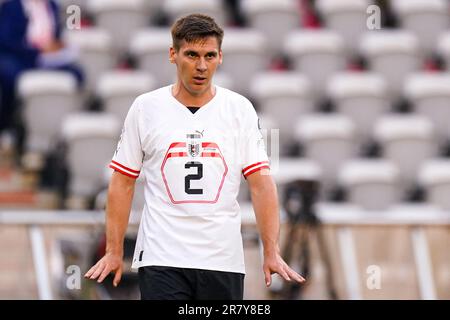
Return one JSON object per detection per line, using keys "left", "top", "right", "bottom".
{"left": 195, "top": 129, "right": 205, "bottom": 137}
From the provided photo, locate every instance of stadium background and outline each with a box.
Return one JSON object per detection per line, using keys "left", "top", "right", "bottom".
{"left": 0, "top": 0, "right": 449, "bottom": 299}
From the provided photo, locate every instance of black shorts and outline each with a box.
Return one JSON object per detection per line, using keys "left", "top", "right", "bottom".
{"left": 138, "top": 266, "right": 245, "bottom": 300}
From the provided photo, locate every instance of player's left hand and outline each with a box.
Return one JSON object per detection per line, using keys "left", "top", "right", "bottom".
{"left": 263, "top": 252, "right": 305, "bottom": 287}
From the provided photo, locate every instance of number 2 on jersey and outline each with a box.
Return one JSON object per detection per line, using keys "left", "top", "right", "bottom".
{"left": 185, "top": 161, "right": 203, "bottom": 194}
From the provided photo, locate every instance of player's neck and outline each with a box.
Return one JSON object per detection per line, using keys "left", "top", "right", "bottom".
{"left": 172, "top": 82, "right": 216, "bottom": 107}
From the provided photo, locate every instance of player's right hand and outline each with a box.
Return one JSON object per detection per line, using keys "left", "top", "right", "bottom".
{"left": 84, "top": 253, "right": 123, "bottom": 287}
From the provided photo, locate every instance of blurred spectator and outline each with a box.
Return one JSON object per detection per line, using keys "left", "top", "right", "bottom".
{"left": 0, "top": 0, "right": 84, "bottom": 133}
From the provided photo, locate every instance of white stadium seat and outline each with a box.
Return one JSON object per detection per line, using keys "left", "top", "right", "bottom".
{"left": 250, "top": 72, "right": 313, "bottom": 150}
{"left": 418, "top": 159, "right": 450, "bottom": 210}
{"left": 404, "top": 72, "right": 450, "bottom": 143}
{"left": 62, "top": 112, "right": 120, "bottom": 198}
{"left": 284, "top": 30, "right": 346, "bottom": 98}
{"left": 390, "top": 0, "right": 449, "bottom": 57}
{"left": 359, "top": 30, "right": 421, "bottom": 102}
{"left": 315, "top": 0, "right": 370, "bottom": 58}
{"left": 220, "top": 28, "right": 268, "bottom": 95}
{"left": 241, "top": 0, "right": 300, "bottom": 56}
{"left": 212, "top": 72, "right": 234, "bottom": 91}
{"left": 18, "top": 70, "right": 81, "bottom": 154}
{"left": 163, "top": 0, "right": 226, "bottom": 27}
{"left": 339, "top": 159, "right": 401, "bottom": 210}
{"left": 327, "top": 71, "right": 389, "bottom": 146}
{"left": 145, "top": 0, "right": 165, "bottom": 17}
{"left": 272, "top": 157, "right": 322, "bottom": 185}
{"left": 129, "top": 28, "right": 173, "bottom": 88}
{"left": 374, "top": 114, "right": 437, "bottom": 189}
{"left": 272, "top": 157, "right": 322, "bottom": 199}
{"left": 63, "top": 28, "right": 115, "bottom": 92}
{"left": 295, "top": 113, "right": 356, "bottom": 191}
{"left": 97, "top": 70, "right": 156, "bottom": 122}
{"left": 88, "top": 0, "right": 149, "bottom": 56}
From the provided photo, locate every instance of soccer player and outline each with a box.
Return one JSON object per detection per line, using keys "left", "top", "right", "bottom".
{"left": 85, "top": 13, "right": 305, "bottom": 300}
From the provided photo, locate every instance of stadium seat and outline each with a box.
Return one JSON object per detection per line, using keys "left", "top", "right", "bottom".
{"left": 436, "top": 31, "right": 450, "bottom": 70}
{"left": 418, "top": 159, "right": 450, "bottom": 210}
{"left": 284, "top": 30, "right": 346, "bottom": 98}
{"left": 390, "top": 0, "right": 449, "bottom": 57}
{"left": 241, "top": 0, "right": 300, "bottom": 56}
{"left": 97, "top": 70, "right": 156, "bottom": 122}
{"left": 315, "top": 0, "right": 369, "bottom": 58}
{"left": 64, "top": 28, "right": 115, "bottom": 92}
{"left": 144, "top": 0, "right": 165, "bottom": 21}
{"left": 212, "top": 72, "right": 234, "bottom": 91}
{"left": 359, "top": 30, "right": 421, "bottom": 102}
{"left": 273, "top": 157, "right": 322, "bottom": 184}
{"left": 162, "top": 0, "right": 226, "bottom": 27}
{"left": 61, "top": 112, "right": 120, "bottom": 198}
{"left": 250, "top": 72, "right": 313, "bottom": 151}
{"left": 272, "top": 157, "right": 322, "bottom": 199}
{"left": 339, "top": 159, "right": 401, "bottom": 210}
{"left": 17, "top": 71, "right": 81, "bottom": 155}
{"left": 220, "top": 28, "right": 268, "bottom": 95}
{"left": 327, "top": 71, "right": 389, "bottom": 146}
{"left": 129, "top": 28, "right": 174, "bottom": 88}
{"left": 373, "top": 114, "right": 437, "bottom": 189}
{"left": 294, "top": 113, "right": 356, "bottom": 192}
{"left": 88, "top": 0, "right": 149, "bottom": 56}
{"left": 403, "top": 72, "right": 450, "bottom": 143}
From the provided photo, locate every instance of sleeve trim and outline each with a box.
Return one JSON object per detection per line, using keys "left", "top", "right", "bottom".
{"left": 109, "top": 164, "right": 139, "bottom": 179}
{"left": 243, "top": 165, "right": 270, "bottom": 179}
{"left": 109, "top": 162, "right": 140, "bottom": 179}
{"left": 242, "top": 161, "right": 269, "bottom": 174}
{"left": 110, "top": 160, "right": 140, "bottom": 174}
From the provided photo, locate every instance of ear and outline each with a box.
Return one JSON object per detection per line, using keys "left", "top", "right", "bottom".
{"left": 169, "top": 47, "right": 176, "bottom": 64}
{"left": 218, "top": 49, "right": 223, "bottom": 65}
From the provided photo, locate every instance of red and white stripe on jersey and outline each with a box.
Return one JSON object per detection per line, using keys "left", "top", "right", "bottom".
{"left": 164, "top": 142, "right": 221, "bottom": 158}
{"left": 242, "top": 161, "right": 270, "bottom": 178}
{"left": 109, "top": 160, "right": 140, "bottom": 179}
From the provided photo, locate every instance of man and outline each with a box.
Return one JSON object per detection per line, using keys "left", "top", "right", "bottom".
{"left": 0, "top": 0, "right": 83, "bottom": 132}
{"left": 85, "top": 14, "right": 305, "bottom": 300}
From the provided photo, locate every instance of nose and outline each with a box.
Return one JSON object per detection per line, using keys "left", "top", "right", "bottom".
{"left": 196, "top": 57, "right": 207, "bottom": 72}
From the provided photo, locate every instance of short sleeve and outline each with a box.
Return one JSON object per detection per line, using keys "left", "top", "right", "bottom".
{"left": 240, "top": 101, "right": 270, "bottom": 179}
{"left": 109, "top": 98, "right": 144, "bottom": 179}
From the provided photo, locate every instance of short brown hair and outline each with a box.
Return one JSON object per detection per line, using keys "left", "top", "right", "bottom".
{"left": 171, "top": 14, "right": 224, "bottom": 51}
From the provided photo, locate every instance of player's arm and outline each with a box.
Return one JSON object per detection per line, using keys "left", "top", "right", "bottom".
{"left": 246, "top": 169, "right": 306, "bottom": 287}
{"left": 84, "top": 170, "right": 136, "bottom": 287}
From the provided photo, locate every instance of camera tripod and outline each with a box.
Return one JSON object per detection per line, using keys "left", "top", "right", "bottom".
{"left": 277, "top": 179, "right": 338, "bottom": 300}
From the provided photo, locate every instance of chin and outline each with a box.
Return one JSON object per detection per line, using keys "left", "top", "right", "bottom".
{"left": 191, "top": 84, "right": 210, "bottom": 94}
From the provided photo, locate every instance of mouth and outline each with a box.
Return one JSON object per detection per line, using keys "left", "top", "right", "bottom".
{"left": 193, "top": 76, "right": 207, "bottom": 84}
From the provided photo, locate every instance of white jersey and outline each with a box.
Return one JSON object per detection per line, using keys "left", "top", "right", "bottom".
{"left": 110, "top": 85, "right": 269, "bottom": 274}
